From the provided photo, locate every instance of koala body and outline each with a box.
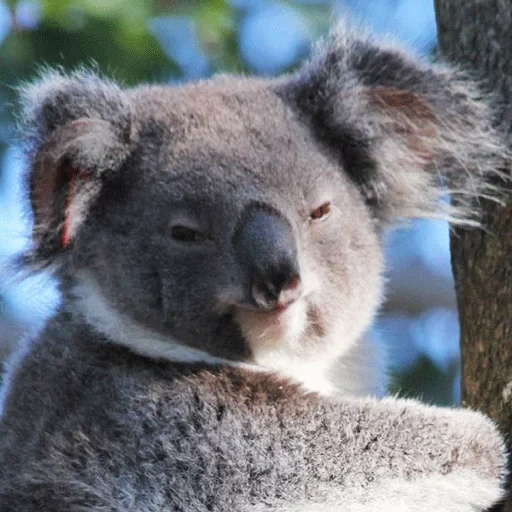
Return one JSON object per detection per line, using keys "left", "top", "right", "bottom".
{"left": 0, "top": 23, "right": 508, "bottom": 511}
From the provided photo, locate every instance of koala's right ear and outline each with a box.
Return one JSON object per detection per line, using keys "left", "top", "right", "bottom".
{"left": 18, "top": 69, "right": 134, "bottom": 264}
{"left": 277, "top": 23, "right": 509, "bottom": 225}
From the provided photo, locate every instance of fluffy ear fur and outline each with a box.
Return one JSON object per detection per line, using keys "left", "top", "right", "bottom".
{"left": 279, "top": 23, "right": 510, "bottom": 224}
{"left": 17, "top": 69, "right": 134, "bottom": 263}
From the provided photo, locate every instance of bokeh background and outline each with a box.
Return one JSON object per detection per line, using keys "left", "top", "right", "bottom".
{"left": 0, "top": 0, "right": 459, "bottom": 404}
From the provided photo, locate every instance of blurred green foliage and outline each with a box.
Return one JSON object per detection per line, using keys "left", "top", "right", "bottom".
{"left": 388, "top": 357, "right": 459, "bottom": 406}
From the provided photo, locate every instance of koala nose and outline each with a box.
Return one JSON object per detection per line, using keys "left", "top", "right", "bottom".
{"left": 234, "top": 208, "right": 302, "bottom": 311}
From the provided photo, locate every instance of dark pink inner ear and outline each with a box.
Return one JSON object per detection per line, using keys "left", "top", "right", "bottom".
{"left": 367, "top": 86, "right": 438, "bottom": 164}
{"left": 31, "top": 141, "right": 93, "bottom": 251}
{"left": 61, "top": 169, "right": 92, "bottom": 249}
{"left": 30, "top": 117, "right": 127, "bottom": 253}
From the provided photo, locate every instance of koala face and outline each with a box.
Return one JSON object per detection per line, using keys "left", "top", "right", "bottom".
{"left": 19, "top": 26, "right": 505, "bottom": 393}
{"left": 74, "top": 81, "right": 383, "bottom": 369}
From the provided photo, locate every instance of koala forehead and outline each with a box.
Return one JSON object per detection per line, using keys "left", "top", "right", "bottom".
{"left": 126, "top": 78, "right": 350, "bottom": 208}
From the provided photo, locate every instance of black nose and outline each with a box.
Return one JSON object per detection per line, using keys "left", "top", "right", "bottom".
{"left": 234, "top": 208, "right": 302, "bottom": 311}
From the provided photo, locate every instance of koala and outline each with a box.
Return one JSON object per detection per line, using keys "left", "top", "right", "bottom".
{"left": 0, "top": 22, "right": 508, "bottom": 512}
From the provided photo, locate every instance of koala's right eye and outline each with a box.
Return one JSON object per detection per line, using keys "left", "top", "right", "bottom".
{"left": 170, "top": 225, "right": 207, "bottom": 243}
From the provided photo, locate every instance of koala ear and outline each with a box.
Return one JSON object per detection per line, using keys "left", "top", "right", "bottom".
{"left": 279, "top": 24, "right": 509, "bottom": 224}
{"left": 18, "top": 69, "right": 134, "bottom": 262}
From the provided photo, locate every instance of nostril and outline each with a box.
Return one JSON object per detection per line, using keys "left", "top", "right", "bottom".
{"left": 251, "top": 280, "right": 275, "bottom": 310}
{"left": 251, "top": 274, "right": 302, "bottom": 311}
{"left": 276, "top": 275, "right": 302, "bottom": 308}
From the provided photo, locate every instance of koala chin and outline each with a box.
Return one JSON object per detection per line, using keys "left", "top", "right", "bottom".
{"left": 0, "top": 22, "right": 508, "bottom": 512}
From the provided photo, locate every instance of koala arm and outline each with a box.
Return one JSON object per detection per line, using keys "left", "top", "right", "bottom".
{"left": 232, "top": 393, "right": 505, "bottom": 512}
{"left": 95, "top": 367, "right": 505, "bottom": 512}
{"left": 0, "top": 350, "right": 507, "bottom": 512}
{"left": 254, "top": 396, "right": 507, "bottom": 512}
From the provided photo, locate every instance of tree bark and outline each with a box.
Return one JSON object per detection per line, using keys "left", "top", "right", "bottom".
{"left": 435, "top": 1, "right": 512, "bottom": 510}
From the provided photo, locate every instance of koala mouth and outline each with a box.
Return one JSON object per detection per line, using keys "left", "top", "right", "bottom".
{"left": 234, "top": 296, "right": 310, "bottom": 351}
{"left": 235, "top": 300, "right": 292, "bottom": 316}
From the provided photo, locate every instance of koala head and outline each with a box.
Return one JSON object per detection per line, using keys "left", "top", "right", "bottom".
{"left": 17, "top": 25, "right": 506, "bottom": 394}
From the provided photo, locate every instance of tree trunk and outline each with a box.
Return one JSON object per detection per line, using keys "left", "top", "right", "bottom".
{"left": 435, "top": 1, "right": 512, "bottom": 510}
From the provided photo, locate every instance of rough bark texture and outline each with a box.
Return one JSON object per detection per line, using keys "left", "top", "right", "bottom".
{"left": 435, "top": 1, "right": 512, "bottom": 510}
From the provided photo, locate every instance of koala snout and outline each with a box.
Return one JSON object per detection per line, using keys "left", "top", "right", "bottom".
{"left": 234, "top": 208, "right": 301, "bottom": 311}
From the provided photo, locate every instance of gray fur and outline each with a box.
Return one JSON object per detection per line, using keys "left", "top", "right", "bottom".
{"left": 0, "top": 317, "right": 507, "bottom": 511}
{"left": 0, "top": 22, "right": 509, "bottom": 511}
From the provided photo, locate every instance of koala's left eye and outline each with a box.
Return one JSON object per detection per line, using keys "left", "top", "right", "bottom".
{"left": 310, "top": 202, "right": 332, "bottom": 221}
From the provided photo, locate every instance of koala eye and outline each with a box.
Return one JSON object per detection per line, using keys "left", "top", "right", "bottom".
{"left": 170, "top": 225, "right": 207, "bottom": 243}
{"left": 310, "top": 202, "right": 332, "bottom": 221}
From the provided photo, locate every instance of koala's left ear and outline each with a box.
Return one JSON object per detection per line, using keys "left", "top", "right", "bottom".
{"left": 278, "top": 24, "right": 510, "bottom": 224}
{"left": 17, "top": 69, "right": 135, "bottom": 266}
